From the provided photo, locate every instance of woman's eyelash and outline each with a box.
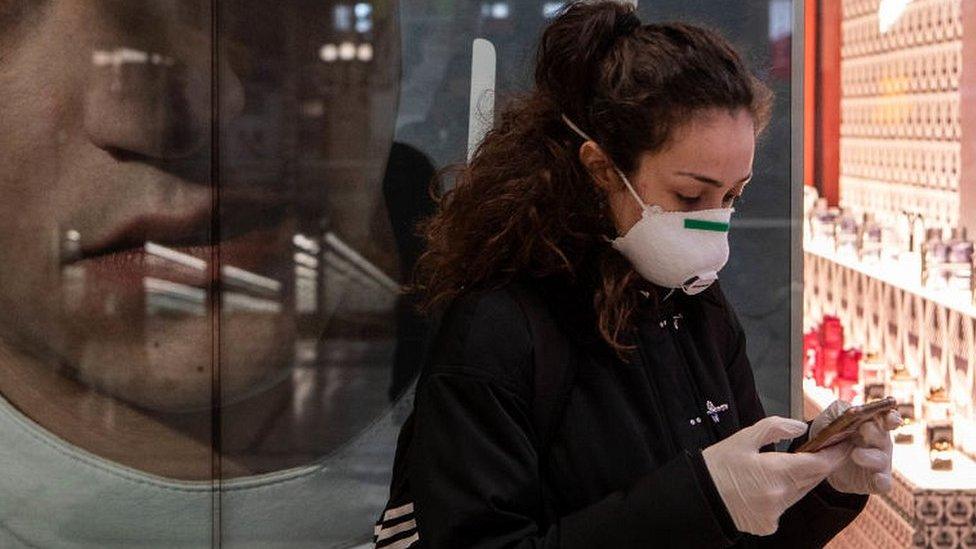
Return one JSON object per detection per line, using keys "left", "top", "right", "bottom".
{"left": 675, "top": 193, "right": 742, "bottom": 204}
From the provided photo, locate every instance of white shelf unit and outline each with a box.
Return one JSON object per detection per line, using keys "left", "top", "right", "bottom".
{"left": 803, "top": 240, "right": 976, "bottom": 461}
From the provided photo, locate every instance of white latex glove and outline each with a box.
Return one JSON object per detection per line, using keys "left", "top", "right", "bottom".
{"left": 808, "top": 399, "right": 901, "bottom": 495}
{"left": 702, "top": 416, "right": 850, "bottom": 536}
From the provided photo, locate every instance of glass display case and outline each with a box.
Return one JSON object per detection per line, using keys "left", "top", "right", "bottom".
{"left": 802, "top": 0, "right": 976, "bottom": 546}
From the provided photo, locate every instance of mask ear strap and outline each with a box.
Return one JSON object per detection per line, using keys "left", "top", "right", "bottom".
{"left": 560, "top": 114, "right": 647, "bottom": 210}
{"left": 611, "top": 166, "right": 647, "bottom": 210}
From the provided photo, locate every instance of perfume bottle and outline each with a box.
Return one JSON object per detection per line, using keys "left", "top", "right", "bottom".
{"left": 836, "top": 348, "right": 862, "bottom": 402}
{"left": 881, "top": 212, "right": 906, "bottom": 262}
{"left": 859, "top": 351, "right": 887, "bottom": 402}
{"left": 859, "top": 213, "right": 883, "bottom": 263}
{"left": 889, "top": 364, "right": 918, "bottom": 444}
{"left": 804, "top": 189, "right": 820, "bottom": 241}
{"left": 911, "top": 213, "right": 927, "bottom": 254}
{"left": 945, "top": 227, "right": 974, "bottom": 292}
{"left": 900, "top": 210, "right": 923, "bottom": 254}
{"left": 922, "top": 227, "right": 949, "bottom": 288}
{"left": 896, "top": 211, "right": 926, "bottom": 277}
{"left": 816, "top": 316, "right": 843, "bottom": 388}
{"left": 803, "top": 330, "right": 820, "bottom": 380}
{"left": 811, "top": 199, "right": 839, "bottom": 244}
{"left": 924, "top": 387, "right": 954, "bottom": 470}
{"left": 835, "top": 209, "right": 860, "bottom": 255}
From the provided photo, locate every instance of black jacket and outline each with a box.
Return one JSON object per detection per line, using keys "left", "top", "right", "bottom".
{"left": 394, "top": 278, "right": 867, "bottom": 548}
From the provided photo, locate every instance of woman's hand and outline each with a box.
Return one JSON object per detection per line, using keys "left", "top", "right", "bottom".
{"left": 702, "top": 416, "right": 850, "bottom": 536}
{"left": 809, "top": 399, "right": 901, "bottom": 495}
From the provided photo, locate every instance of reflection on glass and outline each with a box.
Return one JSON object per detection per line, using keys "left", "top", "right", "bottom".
{"left": 1, "top": 0, "right": 797, "bottom": 546}
{"left": 1, "top": 0, "right": 402, "bottom": 546}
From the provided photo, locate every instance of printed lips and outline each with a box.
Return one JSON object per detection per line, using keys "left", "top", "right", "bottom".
{"left": 62, "top": 197, "right": 292, "bottom": 315}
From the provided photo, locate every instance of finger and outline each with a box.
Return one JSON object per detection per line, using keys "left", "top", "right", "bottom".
{"left": 748, "top": 416, "right": 809, "bottom": 449}
{"left": 815, "top": 441, "right": 853, "bottom": 473}
{"left": 779, "top": 442, "right": 851, "bottom": 481}
{"left": 870, "top": 471, "right": 892, "bottom": 494}
{"left": 851, "top": 447, "right": 889, "bottom": 472}
{"left": 883, "top": 410, "right": 902, "bottom": 430}
{"left": 854, "top": 419, "right": 889, "bottom": 448}
{"left": 753, "top": 520, "right": 778, "bottom": 537}
{"left": 826, "top": 399, "right": 852, "bottom": 417}
{"left": 812, "top": 400, "right": 852, "bottom": 435}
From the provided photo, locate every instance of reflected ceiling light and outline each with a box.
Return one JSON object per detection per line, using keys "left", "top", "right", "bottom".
{"left": 334, "top": 4, "right": 352, "bottom": 31}
{"left": 878, "top": 0, "right": 912, "bottom": 34}
{"left": 319, "top": 43, "right": 338, "bottom": 62}
{"left": 354, "top": 2, "right": 372, "bottom": 33}
{"left": 338, "top": 41, "right": 356, "bottom": 61}
{"left": 491, "top": 2, "right": 510, "bottom": 19}
{"left": 145, "top": 241, "right": 206, "bottom": 271}
{"left": 355, "top": 19, "right": 372, "bottom": 33}
{"left": 357, "top": 43, "right": 373, "bottom": 62}
{"left": 542, "top": 2, "right": 565, "bottom": 18}
{"left": 294, "top": 251, "right": 320, "bottom": 269}
{"left": 293, "top": 233, "right": 321, "bottom": 253}
{"left": 92, "top": 47, "right": 174, "bottom": 68}
{"left": 222, "top": 265, "right": 282, "bottom": 295}
{"left": 354, "top": 2, "right": 372, "bottom": 18}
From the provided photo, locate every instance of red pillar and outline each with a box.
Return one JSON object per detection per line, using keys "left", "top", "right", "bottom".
{"left": 817, "top": 0, "right": 842, "bottom": 206}
{"left": 803, "top": 0, "right": 817, "bottom": 188}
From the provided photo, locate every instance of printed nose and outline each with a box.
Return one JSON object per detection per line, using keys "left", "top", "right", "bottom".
{"left": 83, "top": 40, "right": 244, "bottom": 162}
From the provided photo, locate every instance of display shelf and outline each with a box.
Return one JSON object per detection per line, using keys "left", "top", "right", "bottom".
{"left": 804, "top": 239, "right": 976, "bottom": 320}
{"left": 803, "top": 241, "right": 976, "bottom": 460}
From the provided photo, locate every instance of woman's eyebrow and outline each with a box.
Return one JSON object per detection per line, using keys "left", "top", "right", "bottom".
{"left": 674, "top": 171, "right": 753, "bottom": 187}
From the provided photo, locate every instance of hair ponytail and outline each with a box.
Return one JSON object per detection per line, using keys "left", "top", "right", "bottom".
{"left": 535, "top": 2, "right": 641, "bottom": 125}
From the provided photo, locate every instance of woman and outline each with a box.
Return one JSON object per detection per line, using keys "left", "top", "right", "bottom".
{"left": 375, "top": 2, "right": 899, "bottom": 548}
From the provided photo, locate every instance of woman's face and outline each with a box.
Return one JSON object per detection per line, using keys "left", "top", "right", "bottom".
{"left": 595, "top": 108, "right": 757, "bottom": 236}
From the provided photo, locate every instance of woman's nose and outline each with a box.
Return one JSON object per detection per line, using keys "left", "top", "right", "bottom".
{"left": 83, "top": 37, "right": 245, "bottom": 161}
{"left": 697, "top": 192, "right": 730, "bottom": 211}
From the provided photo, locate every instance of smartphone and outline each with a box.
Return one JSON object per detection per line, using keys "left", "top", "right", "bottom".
{"left": 796, "top": 397, "right": 897, "bottom": 453}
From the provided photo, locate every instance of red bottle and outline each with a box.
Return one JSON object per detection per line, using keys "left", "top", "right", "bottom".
{"left": 803, "top": 330, "right": 820, "bottom": 380}
{"left": 839, "top": 348, "right": 862, "bottom": 381}
{"left": 817, "top": 316, "right": 844, "bottom": 388}
{"left": 836, "top": 348, "right": 863, "bottom": 402}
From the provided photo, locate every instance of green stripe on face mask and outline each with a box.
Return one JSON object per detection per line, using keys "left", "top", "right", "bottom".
{"left": 683, "top": 218, "right": 730, "bottom": 232}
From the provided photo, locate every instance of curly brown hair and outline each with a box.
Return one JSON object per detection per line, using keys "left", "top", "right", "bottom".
{"left": 412, "top": 1, "right": 774, "bottom": 356}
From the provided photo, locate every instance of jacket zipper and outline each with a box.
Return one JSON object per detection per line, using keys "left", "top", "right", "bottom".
{"left": 667, "top": 308, "right": 723, "bottom": 445}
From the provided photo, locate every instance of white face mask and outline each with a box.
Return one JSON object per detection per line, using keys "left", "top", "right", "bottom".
{"left": 562, "top": 114, "right": 733, "bottom": 295}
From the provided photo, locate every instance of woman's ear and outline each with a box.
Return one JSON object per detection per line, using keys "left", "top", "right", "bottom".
{"left": 578, "top": 141, "right": 621, "bottom": 194}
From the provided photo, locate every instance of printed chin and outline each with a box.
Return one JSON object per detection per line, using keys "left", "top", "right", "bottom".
{"left": 70, "top": 311, "right": 296, "bottom": 413}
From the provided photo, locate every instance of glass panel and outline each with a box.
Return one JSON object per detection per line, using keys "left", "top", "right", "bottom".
{"left": 637, "top": 0, "right": 797, "bottom": 417}
{"left": 0, "top": 0, "right": 800, "bottom": 546}
{"left": 0, "top": 2, "right": 218, "bottom": 546}
{"left": 213, "top": 0, "right": 403, "bottom": 545}
{"left": 803, "top": 0, "right": 976, "bottom": 523}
